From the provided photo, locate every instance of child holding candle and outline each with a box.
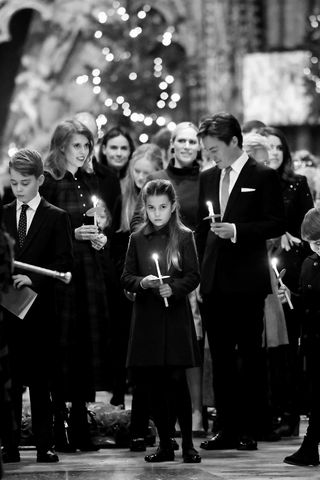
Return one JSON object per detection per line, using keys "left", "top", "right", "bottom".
{"left": 278, "top": 207, "right": 320, "bottom": 466}
{"left": 121, "top": 178, "right": 201, "bottom": 463}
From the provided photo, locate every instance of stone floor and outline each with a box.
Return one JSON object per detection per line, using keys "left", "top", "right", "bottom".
{"left": 2, "top": 392, "right": 319, "bottom": 480}
{"left": 3, "top": 434, "right": 320, "bottom": 480}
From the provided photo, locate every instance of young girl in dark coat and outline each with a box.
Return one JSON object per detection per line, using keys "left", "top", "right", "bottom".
{"left": 121, "top": 179, "right": 201, "bottom": 463}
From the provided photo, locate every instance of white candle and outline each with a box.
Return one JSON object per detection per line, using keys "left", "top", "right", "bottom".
{"left": 271, "top": 257, "right": 294, "bottom": 310}
{"left": 206, "top": 201, "right": 214, "bottom": 218}
{"left": 152, "top": 253, "right": 169, "bottom": 307}
{"left": 91, "top": 195, "right": 98, "bottom": 227}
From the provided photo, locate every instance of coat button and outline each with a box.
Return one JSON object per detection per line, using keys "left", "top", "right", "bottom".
{"left": 314, "top": 262, "right": 318, "bottom": 267}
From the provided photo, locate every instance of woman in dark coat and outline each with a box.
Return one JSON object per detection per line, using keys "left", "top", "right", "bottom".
{"left": 40, "top": 119, "right": 110, "bottom": 451}
{"left": 259, "top": 126, "right": 314, "bottom": 436}
{"left": 121, "top": 179, "right": 201, "bottom": 463}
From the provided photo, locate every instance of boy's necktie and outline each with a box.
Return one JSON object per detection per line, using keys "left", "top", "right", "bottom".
{"left": 18, "top": 204, "right": 29, "bottom": 247}
{"left": 220, "top": 166, "right": 231, "bottom": 218}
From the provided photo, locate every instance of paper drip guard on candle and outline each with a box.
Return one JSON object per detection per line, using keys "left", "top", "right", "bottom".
{"left": 271, "top": 257, "right": 294, "bottom": 310}
{"left": 86, "top": 195, "right": 104, "bottom": 227}
{"left": 85, "top": 206, "right": 105, "bottom": 217}
{"left": 152, "top": 253, "right": 169, "bottom": 307}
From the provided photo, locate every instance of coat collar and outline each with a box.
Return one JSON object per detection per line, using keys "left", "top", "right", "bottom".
{"left": 167, "top": 159, "right": 200, "bottom": 177}
{"left": 143, "top": 222, "right": 170, "bottom": 237}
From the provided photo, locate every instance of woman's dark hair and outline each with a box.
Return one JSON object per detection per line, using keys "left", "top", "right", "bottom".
{"left": 98, "top": 126, "right": 135, "bottom": 178}
{"left": 258, "top": 126, "right": 295, "bottom": 182}
{"left": 198, "top": 112, "right": 243, "bottom": 149}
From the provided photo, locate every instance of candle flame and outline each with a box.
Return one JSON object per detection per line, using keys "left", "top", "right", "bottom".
{"left": 92, "top": 195, "right": 98, "bottom": 207}
{"left": 271, "top": 257, "right": 278, "bottom": 269}
{"left": 206, "top": 200, "right": 214, "bottom": 217}
{"left": 152, "top": 253, "right": 159, "bottom": 261}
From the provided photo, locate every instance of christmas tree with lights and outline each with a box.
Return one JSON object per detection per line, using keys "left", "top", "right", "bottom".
{"left": 77, "top": 2, "right": 189, "bottom": 142}
{"left": 304, "top": 9, "right": 320, "bottom": 123}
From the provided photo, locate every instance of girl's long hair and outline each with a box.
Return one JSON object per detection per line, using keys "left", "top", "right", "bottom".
{"left": 119, "top": 143, "right": 163, "bottom": 232}
{"left": 44, "top": 119, "right": 94, "bottom": 180}
{"left": 139, "top": 179, "right": 189, "bottom": 270}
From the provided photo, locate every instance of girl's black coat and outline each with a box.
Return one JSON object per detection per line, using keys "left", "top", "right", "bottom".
{"left": 121, "top": 224, "right": 200, "bottom": 367}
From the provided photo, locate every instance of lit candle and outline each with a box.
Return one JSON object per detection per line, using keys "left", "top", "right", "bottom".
{"left": 91, "top": 195, "right": 98, "bottom": 226}
{"left": 206, "top": 201, "right": 214, "bottom": 218}
{"left": 271, "top": 258, "right": 294, "bottom": 310}
{"left": 152, "top": 253, "right": 169, "bottom": 307}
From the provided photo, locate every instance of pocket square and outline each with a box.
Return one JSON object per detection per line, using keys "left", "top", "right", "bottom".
{"left": 241, "top": 187, "right": 256, "bottom": 192}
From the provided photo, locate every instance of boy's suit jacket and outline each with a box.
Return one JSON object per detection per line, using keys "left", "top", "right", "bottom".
{"left": 2, "top": 197, "right": 73, "bottom": 381}
{"left": 3, "top": 198, "right": 73, "bottom": 292}
{"left": 196, "top": 157, "right": 286, "bottom": 296}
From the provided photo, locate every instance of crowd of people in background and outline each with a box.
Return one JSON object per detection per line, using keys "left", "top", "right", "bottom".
{"left": 1, "top": 110, "right": 320, "bottom": 475}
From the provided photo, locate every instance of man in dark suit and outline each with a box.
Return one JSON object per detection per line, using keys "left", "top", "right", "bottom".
{"left": 1, "top": 149, "right": 73, "bottom": 463}
{"left": 195, "top": 113, "right": 285, "bottom": 451}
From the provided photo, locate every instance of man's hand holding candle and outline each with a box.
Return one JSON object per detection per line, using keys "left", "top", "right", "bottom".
{"left": 210, "top": 222, "right": 234, "bottom": 239}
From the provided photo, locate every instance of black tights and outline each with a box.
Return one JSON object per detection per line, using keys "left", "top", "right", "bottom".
{"left": 130, "top": 366, "right": 193, "bottom": 450}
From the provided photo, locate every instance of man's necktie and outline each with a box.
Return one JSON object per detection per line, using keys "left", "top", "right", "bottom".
{"left": 220, "top": 166, "right": 232, "bottom": 217}
{"left": 18, "top": 204, "right": 29, "bottom": 247}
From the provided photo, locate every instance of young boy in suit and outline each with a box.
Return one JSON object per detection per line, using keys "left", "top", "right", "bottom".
{"left": 280, "top": 207, "right": 320, "bottom": 466}
{"left": 1, "top": 148, "right": 73, "bottom": 463}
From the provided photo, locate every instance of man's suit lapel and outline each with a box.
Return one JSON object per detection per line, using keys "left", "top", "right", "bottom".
{"left": 223, "top": 157, "right": 256, "bottom": 219}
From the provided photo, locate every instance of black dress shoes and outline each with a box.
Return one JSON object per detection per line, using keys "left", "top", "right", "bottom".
{"left": 200, "top": 432, "right": 237, "bottom": 450}
{"left": 36, "top": 449, "right": 59, "bottom": 463}
{"left": 237, "top": 437, "right": 258, "bottom": 451}
{"left": 145, "top": 447, "right": 175, "bottom": 462}
{"left": 2, "top": 448, "right": 20, "bottom": 463}
{"left": 283, "top": 436, "right": 319, "bottom": 466}
{"left": 183, "top": 447, "right": 201, "bottom": 463}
